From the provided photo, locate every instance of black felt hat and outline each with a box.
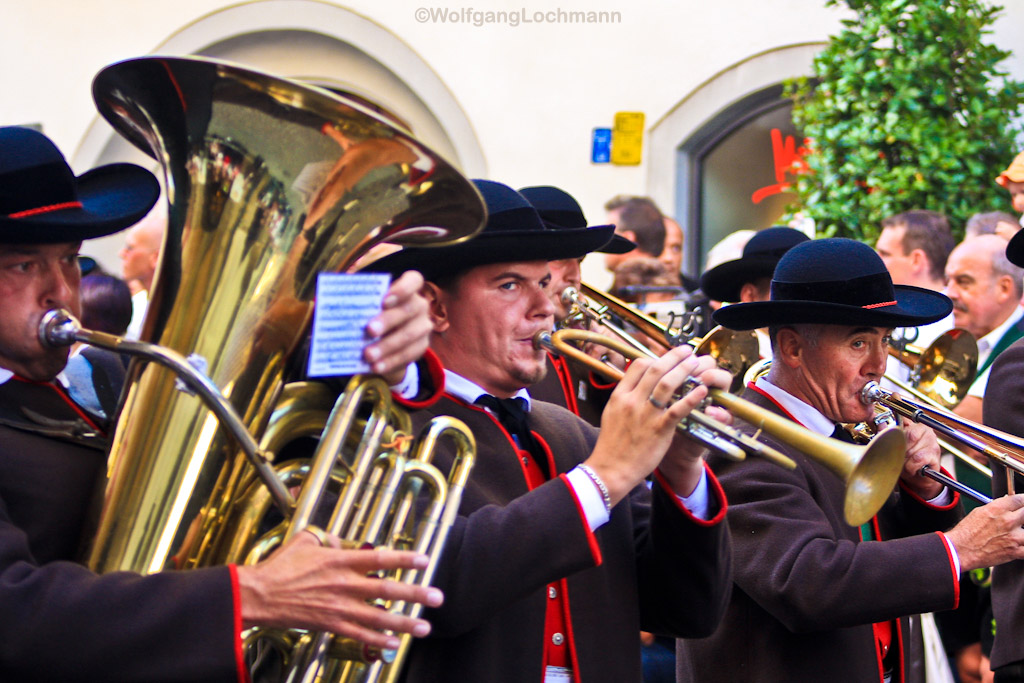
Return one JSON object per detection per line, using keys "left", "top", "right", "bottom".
{"left": 518, "top": 185, "right": 634, "bottom": 254}
{"left": 712, "top": 237, "right": 952, "bottom": 330}
{"left": 371, "top": 180, "right": 615, "bottom": 280}
{"left": 0, "top": 126, "right": 160, "bottom": 243}
{"left": 1006, "top": 227, "right": 1024, "bottom": 268}
{"left": 700, "top": 227, "right": 810, "bottom": 303}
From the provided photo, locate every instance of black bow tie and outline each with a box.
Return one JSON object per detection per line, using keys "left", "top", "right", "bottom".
{"left": 830, "top": 423, "right": 858, "bottom": 444}
{"left": 475, "top": 394, "right": 543, "bottom": 463}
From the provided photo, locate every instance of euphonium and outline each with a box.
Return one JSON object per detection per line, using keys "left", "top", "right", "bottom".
{"left": 67, "top": 55, "right": 487, "bottom": 681}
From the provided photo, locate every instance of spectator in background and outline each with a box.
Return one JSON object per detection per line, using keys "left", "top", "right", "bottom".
{"left": 874, "top": 210, "right": 957, "bottom": 385}
{"left": 603, "top": 195, "right": 666, "bottom": 276}
{"left": 945, "top": 234, "right": 1024, "bottom": 424}
{"left": 612, "top": 257, "right": 681, "bottom": 307}
{"left": 79, "top": 273, "right": 133, "bottom": 337}
{"left": 118, "top": 202, "right": 165, "bottom": 339}
{"left": 996, "top": 151, "right": 1024, "bottom": 227}
{"left": 966, "top": 211, "right": 1021, "bottom": 241}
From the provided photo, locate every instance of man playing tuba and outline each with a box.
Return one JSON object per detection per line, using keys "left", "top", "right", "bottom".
{"left": 0, "top": 126, "right": 443, "bottom": 682}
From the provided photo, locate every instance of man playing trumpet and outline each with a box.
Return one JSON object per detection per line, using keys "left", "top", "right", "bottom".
{"left": 371, "top": 180, "right": 733, "bottom": 683}
{"left": 677, "top": 237, "right": 1024, "bottom": 683}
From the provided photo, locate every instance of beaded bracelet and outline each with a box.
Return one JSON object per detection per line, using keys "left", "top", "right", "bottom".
{"left": 577, "top": 464, "right": 612, "bottom": 513}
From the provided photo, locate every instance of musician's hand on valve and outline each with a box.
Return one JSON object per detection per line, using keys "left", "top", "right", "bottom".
{"left": 236, "top": 531, "right": 443, "bottom": 651}
{"left": 899, "top": 417, "right": 944, "bottom": 499}
{"left": 945, "top": 494, "right": 1024, "bottom": 571}
{"left": 364, "top": 270, "right": 432, "bottom": 385}
{"left": 585, "top": 345, "right": 729, "bottom": 506}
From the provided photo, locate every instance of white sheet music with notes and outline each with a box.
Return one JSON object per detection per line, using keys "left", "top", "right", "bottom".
{"left": 308, "top": 273, "right": 391, "bottom": 377}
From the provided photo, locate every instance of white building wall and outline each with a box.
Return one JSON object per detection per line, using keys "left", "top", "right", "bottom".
{"left": 3, "top": 0, "right": 1023, "bottom": 280}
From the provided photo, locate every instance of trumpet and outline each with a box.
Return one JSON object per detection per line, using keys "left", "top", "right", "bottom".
{"left": 535, "top": 328, "right": 909, "bottom": 526}
{"left": 562, "top": 285, "right": 760, "bottom": 390}
{"left": 861, "top": 381, "right": 1024, "bottom": 503}
{"left": 887, "top": 328, "right": 979, "bottom": 411}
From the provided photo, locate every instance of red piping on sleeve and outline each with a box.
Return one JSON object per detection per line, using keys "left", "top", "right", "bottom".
{"left": 559, "top": 473, "right": 603, "bottom": 566}
{"left": 935, "top": 531, "right": 961, "bottom": 609}
{"left": 653, "top": 464, "right": 728, "bottom": 527}
{"left": 228, "top": 564, "right": 250, "bottom": 683}
{"left": 393, "top": 349, "right": 445, "bottom": 410}
{"left": 898, "top": 467, "right": 961, "bottom": 509}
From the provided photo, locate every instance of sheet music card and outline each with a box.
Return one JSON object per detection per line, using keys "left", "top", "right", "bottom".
{"left": 308, "top": 272, "right": 391, "bottom": 377}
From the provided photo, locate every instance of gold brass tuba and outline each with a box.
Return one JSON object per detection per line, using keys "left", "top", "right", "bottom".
{"left": 74, "top": 55, "right": 486, "bottom": 680}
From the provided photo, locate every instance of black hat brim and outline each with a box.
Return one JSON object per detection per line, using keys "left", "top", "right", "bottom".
{"left": 1007, "top": 228, "right": 1024, "bottom": 268}
{"left": 0, "top": 163, "right": 160, "bottom": 243}
{"left": 701, "top": 255, "right": 780, "bottom": 303}
{"left": 368, "top": 224, "right": 616, "bottom": 280}
{"left": 712, "top": 285, "right": 953, "bottom": 330}
{"left": 534, "top": 217, "right": 634, "bottom": 255}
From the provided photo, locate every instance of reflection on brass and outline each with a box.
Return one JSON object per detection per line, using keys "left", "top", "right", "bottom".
{"left": 81, "top": 56, "right": 484, "bottom": 682}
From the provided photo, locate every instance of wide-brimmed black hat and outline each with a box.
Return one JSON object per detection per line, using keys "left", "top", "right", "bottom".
{"left": 700, "top": 227, "right": 810, "bottom": 303}
{"left": 518, "top": 185, "right": 634, "bottom": 254}
{"left": 712, "top": 237, "right": 952, "bottom": 330}
{"left": 371, "top": 180, "right": 615, "bottom": 280}
{"left": 0, "top": 126, "right": 160, "bottom": 244}
{"left": 1007, "top": 227, "right": 1024, "bottom": 268}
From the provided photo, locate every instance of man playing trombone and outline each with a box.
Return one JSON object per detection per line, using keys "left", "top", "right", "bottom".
{"left": 677, "top": 237, "right": 1024, "bottom": 683}
{"left": 371, "top": 180, "right": 733, "bottom": 683}
{"left": 980, "top": 228, "right": 1024, "bottom": 683}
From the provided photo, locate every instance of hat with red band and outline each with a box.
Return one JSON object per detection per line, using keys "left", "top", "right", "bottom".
{"left": 712, "top": 237, "right": 952, "bottom": 330}
{"left": 0, "top": 126, "right": 159, "bottom": 243}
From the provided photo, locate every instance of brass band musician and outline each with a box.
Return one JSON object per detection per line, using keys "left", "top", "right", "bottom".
{"left": 519, "top": 184, "right": 634, "bottom": 425}
{"left": 371, "top": 180, "right": 733, "bottom": 683}
{"left": 0, "top": 126, "right": 443, "bottom": 682}
{"left": 677, "top": 237, "right": 1024, "bottom": 683}
{"left": 981, "top": 227, "right": 1024, "bottom": 683}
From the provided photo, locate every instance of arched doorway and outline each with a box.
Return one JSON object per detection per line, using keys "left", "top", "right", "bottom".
{"left": 75, "top": 0, "right": 484, "bottom": 269}
{"left": 648, "top": 43, "right": 822, "bottom": 278}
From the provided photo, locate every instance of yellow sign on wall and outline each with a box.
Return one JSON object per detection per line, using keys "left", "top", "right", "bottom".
{"left": 611, "top": 111, "right": 644, "bottom": 165}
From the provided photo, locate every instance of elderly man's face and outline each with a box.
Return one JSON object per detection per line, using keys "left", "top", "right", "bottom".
{"left": 944, "top": 237, "right": 1012, "bottom": 339}
{"left": 0, "top": 242, "right": 82, "bottom": 380}
{"left": 780, "top": 324, "right": 890, "bottom": 424}
{"left": 428, "top": 260, "right": 556, "bottom": 398}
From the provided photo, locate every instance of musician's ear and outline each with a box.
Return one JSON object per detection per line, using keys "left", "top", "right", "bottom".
{"left": 422, "top": 281, "right": 450, "bottom": 334}
{"left": 773, "top": 327, "right": 803, "bottom": 369}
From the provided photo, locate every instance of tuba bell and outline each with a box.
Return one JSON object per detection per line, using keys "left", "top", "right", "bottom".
{"left": 76, "top": 55, "right": 486, "bottom": 681}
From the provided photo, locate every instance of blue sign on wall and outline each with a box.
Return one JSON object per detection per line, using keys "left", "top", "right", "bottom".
{"left": 591, "top": 128, "right": 612, "bottom": 164}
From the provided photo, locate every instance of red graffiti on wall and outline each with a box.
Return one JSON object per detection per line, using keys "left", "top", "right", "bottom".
{"left": 751, "top": 129, "right": 811, "bottom": 204}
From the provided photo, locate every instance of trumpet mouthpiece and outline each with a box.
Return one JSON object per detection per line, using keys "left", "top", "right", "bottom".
{"left": 38, "top": 308, "right": 79, "bottom": 348}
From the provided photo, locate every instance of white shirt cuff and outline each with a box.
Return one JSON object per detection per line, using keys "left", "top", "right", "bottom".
{"left": 390, "top": 362, "right": 419, "bottom": 400}
{"left": 565, "top": 466, "right": 610, "bottom": 531}
{"left": 674, "top": 467, "right": 711, "bottom": 520}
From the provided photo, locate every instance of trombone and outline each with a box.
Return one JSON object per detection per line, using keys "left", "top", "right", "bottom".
{"left": 535, "top": 327, "right": 909, "bottom": 527}
{"left": 861, "top": 381, "right": 1024, "bottom": 504}
{"left": 877, "top": 328, "right": 1001, "bottom": 502}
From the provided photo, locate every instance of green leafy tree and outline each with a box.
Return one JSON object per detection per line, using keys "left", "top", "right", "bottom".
{"left": 786, "top": 0, "right": 1024, "bottom": 242}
